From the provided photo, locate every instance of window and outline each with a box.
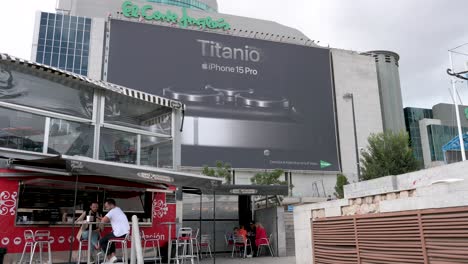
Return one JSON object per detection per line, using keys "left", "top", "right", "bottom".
{"left": 51, "top": 54, "right": 59, "bottom": 67}
{"left": 99, "top": 128, "right": 137, "bottom": 164}
{"left": 140, "top": 135, "right": 172, "bottom": 168}
{"left": 48, "top": 118, "right": 94, "bottom": 157}
{"left": 0, "top": 68, "right": 93, "bottom": 119}
{"left": 103, "top": 92, "right": 172, "bottom": 135}
{"left": 40, "top": 12, "right": 47, "bottom": 23}
{"left": 39, "top": 25, "right": 47, "bottom": 39}
{"left": 36, "top": 51, "right": 44, "bottom": 62}
{"left": 0, "top": 107, "right": 46, "bottom": 153}
{"left": 47, "top": 26, "right": 54, "bottom": 39}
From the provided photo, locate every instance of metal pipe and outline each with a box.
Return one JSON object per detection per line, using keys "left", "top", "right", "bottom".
{"left": 449, "top": 51, "right": 466, "bottom": 161}
{"left": 350, "top": 94, "right": 361, "bottom": 179}
{"left": 199, "top": 191, "right": 202, "bottom": 255}
{"left": 344, "top": 93, "right": 361, "bottom": 179}
{"left": 213, "top": 191, "right": 216, "bottom": 264}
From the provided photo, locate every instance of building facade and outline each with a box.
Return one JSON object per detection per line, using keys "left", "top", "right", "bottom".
{"left": 405, "top": 103, "right": 468, "bottom": 168}
{"left": 32, "top": 12, "right": 91, "bottom": 75}
{"left": 365, "top": 50, "right": 406, "bottom": 133}
{"left": 404, "top": 107, "right": 433, "bottom": 166}
{"left": 28, "top": 0, "right": 403, "bottom": 198}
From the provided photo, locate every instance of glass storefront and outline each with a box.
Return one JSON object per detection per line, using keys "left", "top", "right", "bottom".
{"left": 0, "top": 60, "right": 174, "bottom": 169}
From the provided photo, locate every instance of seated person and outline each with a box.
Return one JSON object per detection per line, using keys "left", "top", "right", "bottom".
{"left": 99, "top": 199, "right": 130, "bottom": 263}
{"left": 238, "top": 225, "right": 247, "bottom": 242}
{"left": 76, "top": 202, "right": 103, "bottom": 261}
{"left": 255, "top": 223, "right": 268, "bottom": 248}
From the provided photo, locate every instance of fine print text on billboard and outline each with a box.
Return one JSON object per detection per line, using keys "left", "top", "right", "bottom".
{"left": 107, "top": 19, "right": 339, "bottom": 171}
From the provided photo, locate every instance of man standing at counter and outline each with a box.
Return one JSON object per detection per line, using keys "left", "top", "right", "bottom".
{"left": 99, "top": 198, "right": 130, "bottom": 263}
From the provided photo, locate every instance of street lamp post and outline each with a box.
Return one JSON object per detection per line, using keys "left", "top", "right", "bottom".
{"left": 448, "top": 46, "right": 467, "bottom": 161}
{"left": 343, "top": 93, "right": 361, "bottom": 180}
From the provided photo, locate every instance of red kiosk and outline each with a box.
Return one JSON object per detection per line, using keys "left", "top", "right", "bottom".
{"left": 0, "top": 53, "right": 221, "bottom": 263}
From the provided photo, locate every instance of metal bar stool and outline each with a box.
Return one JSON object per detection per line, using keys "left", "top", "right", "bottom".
{"left": 199, "top": 235, "right": 212, "bottom": 259}
{"left": 77, "top": 239, "right": 89, "bottom": 264}
{"left": 141, "top": 230, "right": 162, "bottom": 264}
{"left": 176, "top": 228, "right": 195, "bottom": 264}
{"left": 18, "top": 230, "right": 34, "bottom": 263}
{"left": 104, "top": 233, "right": 129, "bottom": 264}
{"left": 28, "top": 230, "right": 52, "bottom": 264}
{"left": 190, "top": 229, "right": 199, "bottom": 263}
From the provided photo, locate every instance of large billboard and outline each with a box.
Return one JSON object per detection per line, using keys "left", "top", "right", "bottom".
{"left": 106, "top": 19, "right": 340, "bottom": 171}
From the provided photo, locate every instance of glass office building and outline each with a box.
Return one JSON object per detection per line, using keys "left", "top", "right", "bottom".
{"left": 35, "top": 12, "right": 91, "bottom": 75}
{"left": 404, "top": 107, "right": 433, "bottom": 166}
{"left": 427, "top": 124, "right": 468, "bottom": 162}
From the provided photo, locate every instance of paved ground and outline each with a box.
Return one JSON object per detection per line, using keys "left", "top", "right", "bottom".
{"left": 199, "top": 255, "right": 296, "bottom": 264}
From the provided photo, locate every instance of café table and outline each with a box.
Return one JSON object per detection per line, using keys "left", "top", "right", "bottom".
{"left": 158, "top": 222, "right": 177, "bottom": 264}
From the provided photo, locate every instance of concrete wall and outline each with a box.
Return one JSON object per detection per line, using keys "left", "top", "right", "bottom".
{"left": 294, "top": 160, "right": 468, "bottom": 264}
{"left": 370, "top": 51, "right": 405, "bottom": 133}
{"left": 419, "top": 118, "right": 442, "bottom": 168}
{"left": 284, "top": 212, "right": 295, "bottom": 256}
{"left": 432, "top": 103, "right": 468, "bottom": 127}
{"left": 87, "top": 18, "right": 105, "bottom": 80}
{"left": 31, "top": 12, "right": 41, "bottom": 61}
{"left": 331, "top": 49, "right": 383, "bottom": 183}
{"left": 255, "top": 207, "right": 286, "bottom": 257}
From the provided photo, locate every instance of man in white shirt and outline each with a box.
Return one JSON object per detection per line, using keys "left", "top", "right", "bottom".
{"left": 99, "top": 198, "right": 130, "bottom": 263}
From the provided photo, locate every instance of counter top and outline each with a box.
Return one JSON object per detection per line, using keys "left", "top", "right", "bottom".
{"left": 16, "top": 221, "right": 153, "bottom": 226}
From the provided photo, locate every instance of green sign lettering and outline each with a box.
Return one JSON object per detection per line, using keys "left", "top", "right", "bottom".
{"left": 465, "top": 107, "right": 468, "bottom": 120}
{"left": 320, "top": 160, "right": 332, "bottom": 169}
{"left": 121, "top": 1, "right": 230, "bottom": 31}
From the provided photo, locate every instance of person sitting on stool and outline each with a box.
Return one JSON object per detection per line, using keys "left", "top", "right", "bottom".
{"left": 98, "top": 199, "right": 129, "bottom": 263}
{"left": 76, "top": 202, "right": 103, "bottom": 262}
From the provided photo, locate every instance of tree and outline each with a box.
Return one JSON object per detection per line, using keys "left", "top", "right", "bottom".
{"left": 334, "top": 173, "right": 349, "bottom": 199}
{"left": 202, "top": 161, "right": 232, "bottom": 184}
{"left": 250, "top": 169, "right": 287, "bottom": 185}
{"left": 360, "top": 131, "right": 419, "bottom": 181}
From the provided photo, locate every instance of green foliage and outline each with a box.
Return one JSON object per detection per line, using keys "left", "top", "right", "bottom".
{"left": 360, "top": 131, "right": 419, "bottom": 181}
{"left": 250, "top": 169, "right": 287, "bottom": 185}
{"left": 202, "top": 161, "right": 232, "bottom": 184}
{"left": 334, "top": 173, "right": 349, "bottom": 199}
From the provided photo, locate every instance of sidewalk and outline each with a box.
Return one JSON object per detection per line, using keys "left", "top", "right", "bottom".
{"left": 199, "top": 256, "right": 296, "bottom": 264}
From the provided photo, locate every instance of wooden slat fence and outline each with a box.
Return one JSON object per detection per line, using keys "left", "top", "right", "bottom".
{"left": 312, "top": 206, "right": 468, "bottom": 264}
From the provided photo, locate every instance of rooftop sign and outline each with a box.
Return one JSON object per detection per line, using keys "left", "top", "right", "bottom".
{"left": 121, "top": 1, "right": 230, "bottom": 31}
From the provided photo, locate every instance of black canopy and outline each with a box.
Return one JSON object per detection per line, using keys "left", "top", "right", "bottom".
{"left": 8, "top": 155, "right": 222, "bottom": 191}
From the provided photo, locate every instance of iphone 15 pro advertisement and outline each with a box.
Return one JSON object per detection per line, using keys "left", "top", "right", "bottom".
{"left": 106, "top": 19, "right": 339, "bottom": 171}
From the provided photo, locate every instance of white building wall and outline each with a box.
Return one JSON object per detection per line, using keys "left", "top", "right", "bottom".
{"left": 87, "top": 18, "right": 105, "bottom": 80}
{"left": 332, "top": 49, "right": 384, "bottom": 183}
{"left": 31, "top": 11, "right": 41, "bottom": 61}
{"left": 419, "top": 118, "right": 442, "bottom": 168}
